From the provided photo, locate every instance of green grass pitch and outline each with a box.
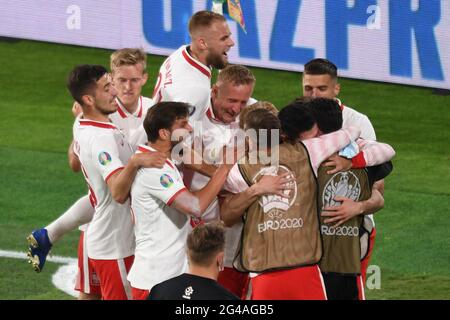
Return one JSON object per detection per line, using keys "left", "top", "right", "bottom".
{"left": 0, "top": 39, "right": 449, "bottom": 299}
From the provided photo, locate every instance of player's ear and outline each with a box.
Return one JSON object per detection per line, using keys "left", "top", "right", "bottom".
{"left": 81, "top": 94, "right": 94, "bottom": 107}
{"left": 159, "top": 128, "right": 171, "bottom": 141}
{"left": 216, "top": 251, "right": 224, "bottom": 272}
{"left": 211, "top": 84, "right": 219, "bottom": 99}
{"left": 141, "top": 72, "right": 148, "bottom": 86}
{"left": 334, "top": 82, "right": 341, "bottom": 97}
{"left": 198, "top": 37, "right": 208, "bottom": 50}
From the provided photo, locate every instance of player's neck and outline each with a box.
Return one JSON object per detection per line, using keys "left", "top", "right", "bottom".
{"left": 188, "top": 45, "right": 207, "bottom": 66}
{"left": 148, "top": 141, "right": 172, "bottom": 159}
{"left": 117, "top": 97, "right": 139, "bottom": 114}
{"left": 188, "top": 265, "right": 218, "bottom": 281}
{"left": 82, "top": 111, "right": 110, "bottom": 123}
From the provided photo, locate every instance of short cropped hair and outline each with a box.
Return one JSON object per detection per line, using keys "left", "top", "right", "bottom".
{"left": 110, "top": 48, "right": 147, "bottom": 73}
{"left": 217, "top": 64, "right": 256, "bottom": 87}
{"left": 67, "top": 64, "right": 108, "bottom": 105}
{"left": 278, "top": 98, "right": 316, "bottom": 143}
{"left": 188, "top": 10, "right": 226, "bottom": 36}
{"left": 304, "top": 58, "right": 338, "bottom": 79}
{"left": 239, "top": 101, "right": 278, "bottom": 130}
{"left": 309, "top": 98, "right": 343, "bottom": 134}
{"left": 244, "top": 109, "right": 281, "bottom": 149}
{"left": 143, "top": 101, "right": 190, "bottom": 143}
{"left": 187, "top": 222, "right": 225, "bottom": 267}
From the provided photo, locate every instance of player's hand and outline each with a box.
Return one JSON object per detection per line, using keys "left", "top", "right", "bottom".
{"left": 321, "top": 196, "right": 363, "bottom": 227}
{"left": 136, "top": 151, "right": 166, "bottom": 169}
{"left": 322, "top": 153, "right": 352, "bottom": 174}
{"left": 255, "top": 172, "right": 295, "bottom": 197}
{"left": 72, "top": 101, "right": 82, "bottom": 118}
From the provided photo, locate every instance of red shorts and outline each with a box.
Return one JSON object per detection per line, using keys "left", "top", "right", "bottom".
{"left": 217, "top": 267, "right": 250, "bottom": 299}
{"left": 250, "top": 265, "right": 327, "bottom": 300}
{"left": 361, "top": 227, "right": 377, "bottom": 284}
{"left": 75, "top": 232, "right": 101, "bottom": 296}
{"left": 131, "top": 287, "right": 150, "bottom": 300}
{"left": 88, "top": 255, "right": 134, "bottom": 300}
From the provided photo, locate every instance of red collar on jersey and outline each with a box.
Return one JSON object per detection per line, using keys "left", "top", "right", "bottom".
{"left": 206, "top": 103, "right": 222, "bottom": 123}
{"left": 116, "top": 96, "right": 143, "bottom": 119}
{"left": 137, "top": 144, "right": 175, "bottom": 169}
{"left": 79, "top": 119, "right": 116, "bottom": 129}
{"left": 335, "top": 98, "right": 345, "bottom": 111}
{"left": 182, "top": 47, "right": 212, "bottom": 79}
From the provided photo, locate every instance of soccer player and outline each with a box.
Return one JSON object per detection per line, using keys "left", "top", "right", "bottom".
{"left": 27, "top": 49, "right": 163, "bottom": 300}
{"left": 180, "top": 65, "right": 256, "bottom": 298}
{"left": 221, "top": 100, "right": 394, "bottom": 299}
{"left": 66, "top": 64, "right": 164, "bottom": 300}
{"left": 279, "top": 98, "right": 395, "bottom": 299}
{"left": 152, "top": 10, "right": 235, "bottom": 122}
{"left": 220, "top": 105, "right": 364, "bottom": 300}
{"left": 147, "top": 222, "right": 239, "bottom": 300}
{"left": 127, "top": 101, "right": 235, "bottom": 300}
{"left": 301, "top": 58, "right": 382, "bottom": 285}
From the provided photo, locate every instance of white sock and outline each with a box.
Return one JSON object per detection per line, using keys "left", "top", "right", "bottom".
{"left": 46, "top": 195, "right": 94, "bottom": 244}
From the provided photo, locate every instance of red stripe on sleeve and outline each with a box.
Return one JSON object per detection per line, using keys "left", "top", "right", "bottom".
{"left": 167, "top": 187, "right": 188, "bottom": 206}
{"left": 105, "top": 166, "right": 125, "bottom": 183}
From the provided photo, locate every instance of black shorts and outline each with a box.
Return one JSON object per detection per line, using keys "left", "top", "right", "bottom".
{"left": 321, "top": 272, "right": 358, "bottom": 300}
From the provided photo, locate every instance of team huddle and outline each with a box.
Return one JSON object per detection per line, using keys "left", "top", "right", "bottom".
{"left": 26, "top": 11, "right": 395, "bottom": 300}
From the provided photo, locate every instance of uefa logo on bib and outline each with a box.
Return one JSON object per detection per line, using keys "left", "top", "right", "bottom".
{"left": 253, "top": 165, "right": 297, "bottom": 216}
{"left": 322, "top": 171, "right": 361, "bottom": 207}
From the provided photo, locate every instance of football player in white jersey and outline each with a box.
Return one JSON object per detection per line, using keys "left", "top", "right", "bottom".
{"left": 27, "top": 49, "right": 163, "bottom": 300}
{"left": 128, "top": 101, "right": 235, "bottom": 299}
{"left": 301, "top": 58, "right": 384, "bottom": 296}
{"left": 66, "top": 64, "right": 164, "bottom": 300}
{"left": 152, "top": 10, "right": 235, "bottom": 123}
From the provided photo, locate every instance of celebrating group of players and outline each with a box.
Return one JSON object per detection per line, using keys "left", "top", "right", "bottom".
{"left": 27, "top": 10, "right": 395, "bottom": 300}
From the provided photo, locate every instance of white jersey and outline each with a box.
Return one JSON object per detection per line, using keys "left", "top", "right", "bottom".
{"left": 73, "top": 119, "right": 135, "bottom": 260}
{"left": 338, "top": 99, "right": 377, "bottom": 226}
{"left": 337, "top": 99, "right": 376, "bottom": 141}
{"left": 152, "top": 45, "right": 212, "bottom": 123}
{"left": 183, "top": 99, "right": 256, "bottom": 268}
{"left": 128, "top": 144, "right": 189, "bottom": 290}
{"left": 110, "top": 96, "right": 154, "bottom": 150}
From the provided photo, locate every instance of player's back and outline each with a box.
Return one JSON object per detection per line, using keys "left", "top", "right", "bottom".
{"left": 152, "top": 45, "right": 212, "bottom": 123}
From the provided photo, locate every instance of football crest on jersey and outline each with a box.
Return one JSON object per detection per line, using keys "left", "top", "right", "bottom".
{"left": 160, "top": 174, "right": 174, "bottom": 188}
{"left": 253, "top": 165, "right": 297, "bottom": 216}
{"left": 98, "top": 151, "right": 112, "bottom": 166}
{"left": 322, "top": 171, "right": 361, "bottom": 207}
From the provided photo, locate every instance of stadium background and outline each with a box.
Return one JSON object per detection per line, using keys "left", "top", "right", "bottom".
{"left": 0, "top": 0, "right": 448, "bottom": 299}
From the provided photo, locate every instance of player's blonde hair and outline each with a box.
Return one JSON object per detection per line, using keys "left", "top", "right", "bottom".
{"left": 110, "top": 48, "right": 147, "bottom": 73}
{"left": 239, "top": 101, "right": 278, "bottom": 129}
{"left": 217, "top": 64, "right": 256, "bottom": 87}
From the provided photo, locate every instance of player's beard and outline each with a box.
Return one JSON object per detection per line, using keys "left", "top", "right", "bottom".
{"left": 206, "top": 51, "right": 227, "bottom": 70}
{"left": 97, "top": 100, "right": 118, "bottom": 115}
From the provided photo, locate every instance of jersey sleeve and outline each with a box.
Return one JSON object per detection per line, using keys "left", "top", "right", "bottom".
{"left": 91, "top": 133, "right": 125, "bottom": 182}
{"left": 139, "top": 166, "right": 187, "bottom": 205}
{"left": 303, "top": 126, "right": 361, "bottom": 175}
{"left": 223, "top": 163, "right": 250, "bottom": 194}
{"left": 356, "top": 139, "right": 396, "bottom": 167}
{"left": 359, "top": 115, "right": 377, "bottom": 141}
